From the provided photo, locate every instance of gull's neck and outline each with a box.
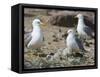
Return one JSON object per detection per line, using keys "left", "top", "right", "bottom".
{"left": 32, "top": 24, "right": 41, "bottom": 32}
{"left": 68, "top": 32, "right": 75, "bottom": 38}
{"left": 77, "top": 17, "right": 85, "bottom": 27}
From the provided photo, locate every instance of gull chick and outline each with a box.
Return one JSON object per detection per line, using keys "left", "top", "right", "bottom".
{"left": 66, "top": 29, "right": 85, "bottom": 54}
{"left": 76, "top": 14, "right": 94, "bottom": 40}
{"left": 25, "top": 18, "right": 44, "bottom": 50}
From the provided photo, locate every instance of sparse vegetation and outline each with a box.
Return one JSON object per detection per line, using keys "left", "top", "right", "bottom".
{"left": 24, "top": 8, "right": 95, "bottom": 69}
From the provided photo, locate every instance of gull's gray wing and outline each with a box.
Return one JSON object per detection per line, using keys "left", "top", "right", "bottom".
{"left": 24, "top": 32, "right": 32, "bottom": 47}
{"left": 24, "top": 31, "right": 31, "bottom": 39}
{"left": 84, "top": 26, "right": 94, "bottom": 38}
{"left": 74, "top": 35, "right": 84, "bottom": 51}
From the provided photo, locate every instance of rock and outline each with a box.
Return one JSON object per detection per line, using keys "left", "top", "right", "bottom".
{"left": 70, "top": 57, "right": 81, "bottom": 65}
{"left": 24, "top": 61, "right": 33, "bottom": 68}
{"left": 53, "top": 38, "right": 59, "bottom": 42}
{"left": 59, "top": 38, "right": 63, "bottom": 40}
{"left": 48, "top": 42, "right": 51, "bottom": 45}
{"left": 48, "top": 11, "right": 94, "bottom": 30}
{"left": 59, "top": 28, "right": 62, "bottom": 32}
{"left": 62, "top": 33, "right": 68, "bottom": 40}
{"left": 62, "top": 48, "right": 70, "bottom": 56}
{"left": 24, "top": 9, "right": 49, "bottom": 17}
{"left": 52, "top": 35, "right": 56, "bottom": 38}
{"left": 49, "top": 14, "right": 75, "bottom": 27}
{"left": 38, "top": 53, "right": 47, "bottom": 57}
{"left": 85, "top": 42, "right": 90, "bottom": 47}
{"left": 73, "top": 53, "right": 83, "bottom": 57}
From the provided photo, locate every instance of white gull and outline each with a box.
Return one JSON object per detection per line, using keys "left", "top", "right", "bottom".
{"left": 66, "top": 29, "right": 85, "bottom": 54}
{"left": 24, "top": 19, "right": 44, "bottom": 51}
{"left": 76, "top": 14, "right": 94, "bottom": 40}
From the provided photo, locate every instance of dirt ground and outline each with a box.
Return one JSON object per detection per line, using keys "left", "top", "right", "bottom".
{"left": 24, "top": 8, "right": 95, "bottom": 69}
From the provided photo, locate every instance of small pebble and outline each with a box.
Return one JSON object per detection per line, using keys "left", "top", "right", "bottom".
{"left": 59, "top": 29, "right": 62, "bottom": 32}
{"left": 50, "top": 53, "right": 54, "bottom": 55}
{"left": 62, "top": 33, "right": 67, "bottom": 39}
{"left": 38, "top": 53, "right": 47, "bottom": 57}
{"left": 59, "top": 38, "right": 63, "bottom": 40}
{"left": 53, "top": 38, "right": 59, "bottom": 42}
{"left": 24, "top": 61, "right": 32, "bottom": 68}
{"left": 89, "top": 42, "right": 93, "bottom": 44}
{"left": 85, "top": 42, "right": 90, "bottom": 47}
{"left": 52, "top": 35, "right": 56, "bottom": 38}
{"left": 48, "top": 42, "right": 51, "bottom": 45}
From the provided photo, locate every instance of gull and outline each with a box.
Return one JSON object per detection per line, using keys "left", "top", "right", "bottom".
{"left": 24, "top": 18, "right": 44, "bottom": 51}
{"left": 66, "top": 29, "right": 85, "bottom": 54}
{"left": 75, "top": 14, "right": 94, "bottom": 40}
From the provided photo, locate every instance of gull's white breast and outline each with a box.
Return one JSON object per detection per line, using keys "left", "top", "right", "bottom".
{"left": 66, "top": 33, "right": 80, "bottom": 52}
{"left": 77, "top": 24, "right": 87, "bottom": 37}
{"left": 28, "top": 29, "right": 43, "bottom": 48}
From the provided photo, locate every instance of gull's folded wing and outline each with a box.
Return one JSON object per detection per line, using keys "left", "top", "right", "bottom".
{"left": 24, "top": 32, "right": 32, "bottom": 47}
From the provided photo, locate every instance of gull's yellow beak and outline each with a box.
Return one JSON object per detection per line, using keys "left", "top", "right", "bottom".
{"left": 40, "top": 22, "right": 47, "bottom": 28}
{"left": 40, "top": 22, "right": 43, "bottom": 25}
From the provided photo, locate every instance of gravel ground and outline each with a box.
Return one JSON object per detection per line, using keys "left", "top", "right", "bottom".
{"left": 24, "top": 9, "right": 95, "bottom": 69}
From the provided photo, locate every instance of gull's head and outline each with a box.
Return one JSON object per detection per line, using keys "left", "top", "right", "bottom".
{"left": 67, "top": 29, "right": 75, "bottom": 35}
{"left": 75, "top": 14, "right": 84, "bottom": 19}
{"left": 32, "top": 18, "right": 43, "bottom": 26}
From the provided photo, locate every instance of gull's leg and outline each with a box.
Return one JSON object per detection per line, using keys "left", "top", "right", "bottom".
{"left": 78, "top": 36, "right": 84, "bottom": 43}
{"left": 79, "top": 36, "right": 86, "bottom": 44}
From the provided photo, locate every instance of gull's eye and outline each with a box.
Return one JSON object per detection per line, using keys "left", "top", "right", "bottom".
{"left": 37, "top": 22, "right": 40, "bottom": 24}
{"left": 37, "top": 21, "right": 40, "bottom": 24}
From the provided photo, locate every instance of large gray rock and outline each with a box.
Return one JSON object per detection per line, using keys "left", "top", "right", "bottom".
{"left": 48, "top": 11, "right": 94, "bottom": 30}
{"left": 48, "top": 11, "right": 76, "bottom": 27}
